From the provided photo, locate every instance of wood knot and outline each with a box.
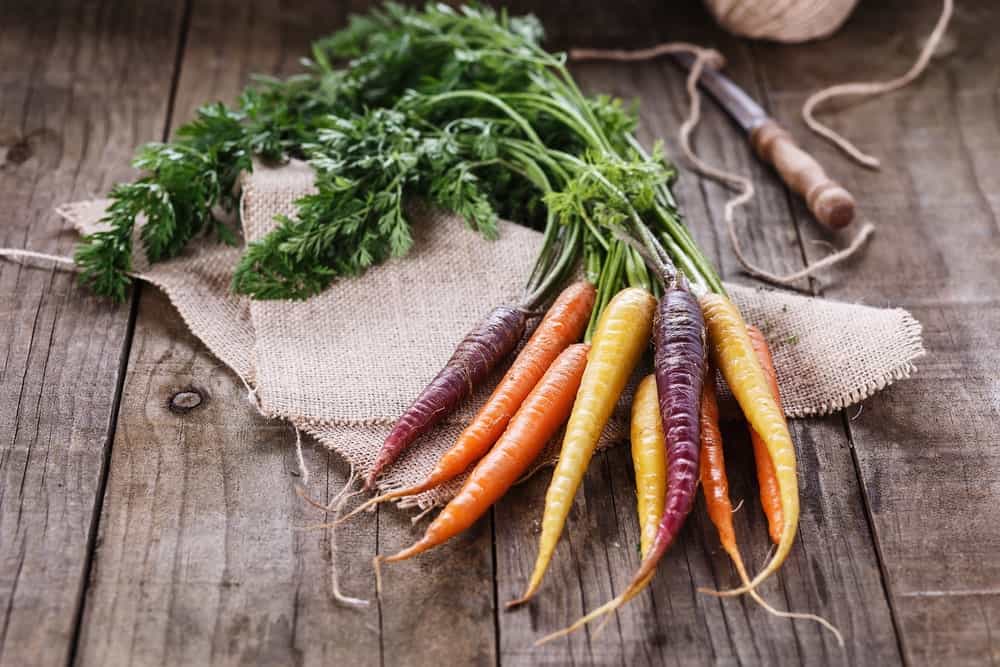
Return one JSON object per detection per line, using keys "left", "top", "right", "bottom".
{"left": 169, "top": 390, "right": 204, "bottom": 414}
{"left": 4, "top": 137, "right": 31, "bottom": 165}
{"left": 1, "top": 128, "right": 59, "bottom": 168}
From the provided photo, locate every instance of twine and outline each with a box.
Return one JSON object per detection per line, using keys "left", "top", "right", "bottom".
{"left": 802, "top": 0, "right": 953, "bottom": 169}
{"left": 0, "top": 248, "right": 82, "bottom": 270}
{"left": 569, "top": 0, "right": 952, "bottom": 287}
{"left": 571, "top": 45, "right": 871, "bottom": 287}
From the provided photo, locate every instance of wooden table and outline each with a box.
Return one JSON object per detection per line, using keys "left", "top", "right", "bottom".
{"left": 2, "top": 1, "right": 997, "bottom": 665}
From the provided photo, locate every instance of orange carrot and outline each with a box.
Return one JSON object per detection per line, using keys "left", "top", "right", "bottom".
{"left": 382, "top": 344, "right": 590, "bottom": 562}
{"left": 700, "top": 377, "right": 737, "bottom": 554}
{"left": 699, "top": 370, "right": 843, "bottom": 644}
{"left": 746, "top": 325, "right": 784, "bottom": 545}
{"left": 344, "top": 282, "right": 594, "bottom": 520}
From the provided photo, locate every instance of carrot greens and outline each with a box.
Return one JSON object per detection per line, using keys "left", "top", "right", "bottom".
{"left": 73, "top": 2, "right": 716, "bottom": 321}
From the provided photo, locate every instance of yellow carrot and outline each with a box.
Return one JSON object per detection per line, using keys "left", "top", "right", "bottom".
{"left": 699, "top": 292, "right": 798, "bottom": 594}
{"left": 533, "top": 373, "right": 666, "bottom": 644}
{"left": 631, "top": 375, "right": 667, "bottom": 558}
{"left": 508, "top": 287, "right": 656, "bottom": 607}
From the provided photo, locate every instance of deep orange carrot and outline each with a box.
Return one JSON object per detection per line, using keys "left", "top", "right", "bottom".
{"left": 699, "top": 371, "right": 842, "bottom": 644}
{"left": 383, "top": 344, "right": 590, "bottom": 562}
{"left": 700, "top": 377, "right": 736, "bottom": 551}
{"left": 701, "top": 293, "right": 797, "bottom": 595}
{"left": 746, "top": 325, "right": 784, "bottom": 545}
{"left": 344, "top": 282, "right": 594, "bottom": 519}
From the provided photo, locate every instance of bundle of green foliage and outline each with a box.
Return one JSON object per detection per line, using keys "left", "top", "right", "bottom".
{"left": 76, "top": 3, "right": 719, "bottom": 331}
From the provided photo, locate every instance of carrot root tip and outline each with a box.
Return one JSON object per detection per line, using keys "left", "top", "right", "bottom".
{"left": 697, "top": 584, "right": 845, "bottom": 647}
{"left": 505, "top": 594, "right": 532, "bottom": 610}
{"left": 535, "top": 596, "right": 626, "bottom": 645}
{"left": 698, "top": 584, "right": 755, "bottom": 597}
{"left": 410, "top": 505, "right": 435, "bottom": 524}
{"left": 295, "top": 485, "right": 334, "bottom": 512}
{"left": 333, "top": 496, "right": 382, "bottom": 526}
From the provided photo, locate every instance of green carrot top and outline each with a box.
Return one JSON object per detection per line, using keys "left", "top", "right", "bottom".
{"left": 75, "top": 2, "right": 724, "bottom": 327}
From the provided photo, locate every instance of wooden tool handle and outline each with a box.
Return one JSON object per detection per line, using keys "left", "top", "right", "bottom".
{"left": 751, "top": 120, "right": 856, "bottom": 229}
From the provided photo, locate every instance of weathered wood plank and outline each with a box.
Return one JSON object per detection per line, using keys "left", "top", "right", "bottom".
{"left": 72, "top": 2, "right": 383, "bottom": 666}
{"left": 0, "top": 1, "right": 186, "bottom": 665}
{"left": 496, "top": 2, "right": 901, "bottom": 664}
{"left": 377, "top": 506, "right": 497, "bottom": 667}
{"left": 10, "top": 0, "right": 991, "bottom": 665}
{"left": 753, "top": 0, "right": 1000, "bottom": 664}
{"left": 74, "top": 288, "right": 380, "bottom": 666}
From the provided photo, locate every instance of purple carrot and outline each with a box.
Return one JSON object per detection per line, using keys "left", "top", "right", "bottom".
{"left": 365, "top": 305, "right": 526, "bottom": 489}
{"left": 644, "top": 286, "right": 706, "bottom": 571}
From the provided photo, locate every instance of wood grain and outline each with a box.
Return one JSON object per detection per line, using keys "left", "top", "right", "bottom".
{"left": 72, "top": 2, "right": 381, "bottom": 666}
{"left": 752, "top": 0, "right": 1000, "bottom": 663}
{"left": 0, "top": 1, "right": 185, "bottom": 665}
{"left": 74, "top": 288, "right": 380, "bottom": 666}
{"left": 2, "top": 0, "right": 998, "bottom": 664}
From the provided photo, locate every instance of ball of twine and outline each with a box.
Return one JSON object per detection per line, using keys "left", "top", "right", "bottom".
{"left": 704, "top": 0, "right": 860, "bottom": 43}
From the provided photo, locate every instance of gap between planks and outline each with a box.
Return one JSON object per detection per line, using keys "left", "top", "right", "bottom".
{"left": 64, "top": 0, "right": 196, "bottom": 661}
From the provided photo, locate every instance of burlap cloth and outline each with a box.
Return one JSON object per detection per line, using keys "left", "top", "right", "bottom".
{"left": 57, "top": 160, "right": 925, "bottom": 510}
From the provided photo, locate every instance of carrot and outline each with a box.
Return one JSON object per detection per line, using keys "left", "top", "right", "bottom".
{"left": 699, "top": 376, "right": 738, "bottom": 560}
{"left": 508, "top": 287, "right": 656, "bottom": 608}
{"left": 552, "top": 374, "right": 665, "bottom": 629}
{"left": 699, "top": 292, "right": 798, "bottom": 595}
{"left": 381, "top": 344, "right": 590, "bottom": 562}
{"left": 746, "top": 325, "right": 785, "bottom": 545}
{"left": 644, "top": 287, "right": 706, "bottom": 570}
{"left": 365, "top": 304, "right": 526, "bottom": 489}
{"left": 631, "top": 375, "right": 667, "bottom": 558}
{"left": 698, "top": 374, "right": 843, "bottom": 644}
{"left": 347, "top": 282, "right": 594, "bottom": 513}
{"left": 612, "top": 375, "right": 668, "bottom": 602}
{"left": 534, "top": 286, "right": 705, "bottom": 637}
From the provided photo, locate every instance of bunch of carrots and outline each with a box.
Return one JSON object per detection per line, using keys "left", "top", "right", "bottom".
{"left": 333, "top": 217, "right": 841, "bottom": 643}
{"left": 92, "top": 3, "right": 835, "bottom": 643}
{"left": 263, "top": 5, "right": 842, "bottom": 644}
